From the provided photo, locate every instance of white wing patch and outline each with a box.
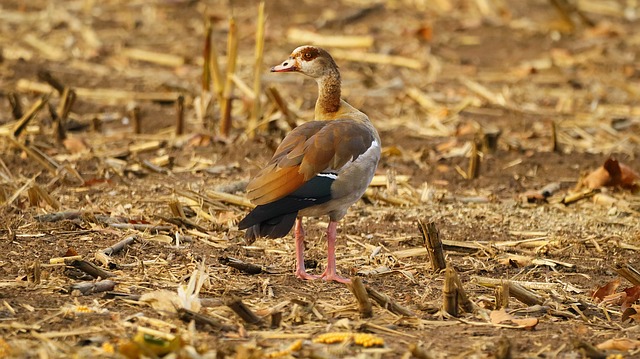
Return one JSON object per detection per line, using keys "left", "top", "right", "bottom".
{"left": 317, "top": 172, "right": 338, "bottom": 180}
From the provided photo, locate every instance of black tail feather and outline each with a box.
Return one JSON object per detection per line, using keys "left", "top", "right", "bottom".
{"left": 238, "top": 176, "right": 334, "bottom": 239}
{"left": 244, "top": 212, "right": 298, "bottom": 240}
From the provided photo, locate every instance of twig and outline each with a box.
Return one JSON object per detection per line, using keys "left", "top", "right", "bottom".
{"left": 175, "top": 94, "right": 185, "bottom": 135}
{"left": 70, "top": 280, "right": 117, "bottom": 295}
{"left": 70, "top": 260, "right": 115, "bottom": 279}
{"left": 101, "top": 235, "right": 137, "bottom": 256}
{"left": 475, "top": 277, "right": 544, "bottom": 306}
{"left": 219, "top": 256, "right": 263, "bottom": 275}
{"left": 35, "top": 210, "right": 85, "bottom": 222}
{"left": 348, "top": 277, "right": 373, "bottom": 318}
{"left": 366, "top": 285, "right": 414, "bottom": 317}
{"left": 226, "top": 297, "right": 262, "bottom": 324}
{"left": 108, "top": 223, "right": 173, "bottom": 232}
{"left": 177, "top": 308, "right": 237, "bottom": 332}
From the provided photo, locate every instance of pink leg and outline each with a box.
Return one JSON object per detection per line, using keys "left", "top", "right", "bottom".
{"left": 321, "top": 221, "right": 351, "bottom": 284}
{"left": 294, "top": 218, "right": 320, "bottom": 280}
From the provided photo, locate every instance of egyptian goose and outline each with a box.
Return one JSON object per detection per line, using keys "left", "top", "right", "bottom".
{"left": 238, "top": 46, "right": 381, "bottom": 284}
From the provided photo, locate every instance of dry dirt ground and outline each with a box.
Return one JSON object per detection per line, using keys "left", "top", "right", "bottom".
{"left": 1, "top": 0, "right": 640, "bottom": 358}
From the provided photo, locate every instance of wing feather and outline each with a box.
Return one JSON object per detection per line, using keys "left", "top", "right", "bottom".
{"left": 246, "top": 119, "right": 376, "bottom": 205}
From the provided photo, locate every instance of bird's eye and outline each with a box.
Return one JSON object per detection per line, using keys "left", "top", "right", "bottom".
{"left": 304, "top": 52, "right": 312, "bottom": 60}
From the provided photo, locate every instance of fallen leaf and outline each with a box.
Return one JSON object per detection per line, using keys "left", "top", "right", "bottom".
{"left": 489, "top": 309, "right": 538, "bottom": 329}
{"left": 621, "top": 306, "right": 638, "bottom": 322}
{"left": 592, "top": 279, "right": 621, "bottom": 302}
{"left": 582, "top": 158, "right": 640, "bottom": 190}
{"left": 596, "top": 338, "right": 640, "bottom": 351}
{"left": 621, "top": 286, "right": 640, "bottom": 312}
{"left": 64, "top": 247, "right": 79, "bottom": 257}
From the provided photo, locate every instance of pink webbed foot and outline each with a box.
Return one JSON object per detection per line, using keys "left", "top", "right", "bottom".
{"left": 320, "top": 270, "right": 351, "bottom": 284}
{"left": 295, "top": 269, "right": 321, "bottom": 281}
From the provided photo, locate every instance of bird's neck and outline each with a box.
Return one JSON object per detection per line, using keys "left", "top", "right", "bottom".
{"left": 315, "top": 69, "right": 341, "bottom": 120}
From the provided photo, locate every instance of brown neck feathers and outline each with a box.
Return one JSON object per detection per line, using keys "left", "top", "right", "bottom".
{"left": 316, "top": 68, "right": 341, "bottom": 116}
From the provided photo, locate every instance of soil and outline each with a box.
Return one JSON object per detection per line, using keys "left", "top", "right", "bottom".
{"left": 1, "top": 0, "right": 640, "bottom": 358}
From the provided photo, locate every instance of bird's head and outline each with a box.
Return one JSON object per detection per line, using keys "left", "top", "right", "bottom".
{"left": 271, "top": 45, "right": 338, "bottom": 79}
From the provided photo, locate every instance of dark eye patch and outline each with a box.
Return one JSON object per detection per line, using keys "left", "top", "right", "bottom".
{"left": 300, "top": 47, "right": 319, "bottom": 61}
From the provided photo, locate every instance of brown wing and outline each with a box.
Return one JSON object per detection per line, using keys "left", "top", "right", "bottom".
{"left": 246, "top": 120, "right": 376, "bottom": 205}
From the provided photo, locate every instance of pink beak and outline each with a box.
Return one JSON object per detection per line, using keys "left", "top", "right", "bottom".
{"left": 271, "top": 59, "right": 298, "bottom": 72}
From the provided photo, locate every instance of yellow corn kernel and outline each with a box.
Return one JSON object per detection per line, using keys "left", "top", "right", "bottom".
{"left": 265, "top": 339, "right": 304, "bottom": 358}
{"left": 313, "top": 332, "right": 384, "bottom": 347}
{"left": 288, "top": 339, "right": 303, "bottom": 352}
{"left": 101, "top": 342, "right": 115, "bottom": 354}
{"left": 73, "top": 305, "right": 93, "bottom": 313}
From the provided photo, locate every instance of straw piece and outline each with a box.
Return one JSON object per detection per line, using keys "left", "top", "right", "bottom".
{"left": 286, "top": 29, "right": 374, "bottom": 48}
{"left": 206, "top": 16, "right": 224, "bottom": 103}
{"left": 12, "top": 95, "right": 48, "bottom": 138}
{"left": 365, "top": 285, "right": 414, "bottom": 317}
{"left": 121, "top": 48, "right": 185, "bottom": 67}
{"left": 23, "top": 34, "right": 66, "bottom": 61}
{"left": 206, "top": 190, "right": 255, "bottom": 208}
{"left": 443, "top": 267, "right": 458, "bottom": 317}
{"left": 348, "top": 277, "right": 373, "bottom": 318}
{"left": 615, "top": 263, "right": 640, "bottom": 286}
{"left": 16, "top": 79, "right": 180, "bottom": 103}
{"left": 220, "top": 16, "right": 238, "bottom": 137}
{"left": 418, "top": 220, "right": 446, "bottom": 272}
{"left": 248, "top": 1, "right": 266, "bottom": 138}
